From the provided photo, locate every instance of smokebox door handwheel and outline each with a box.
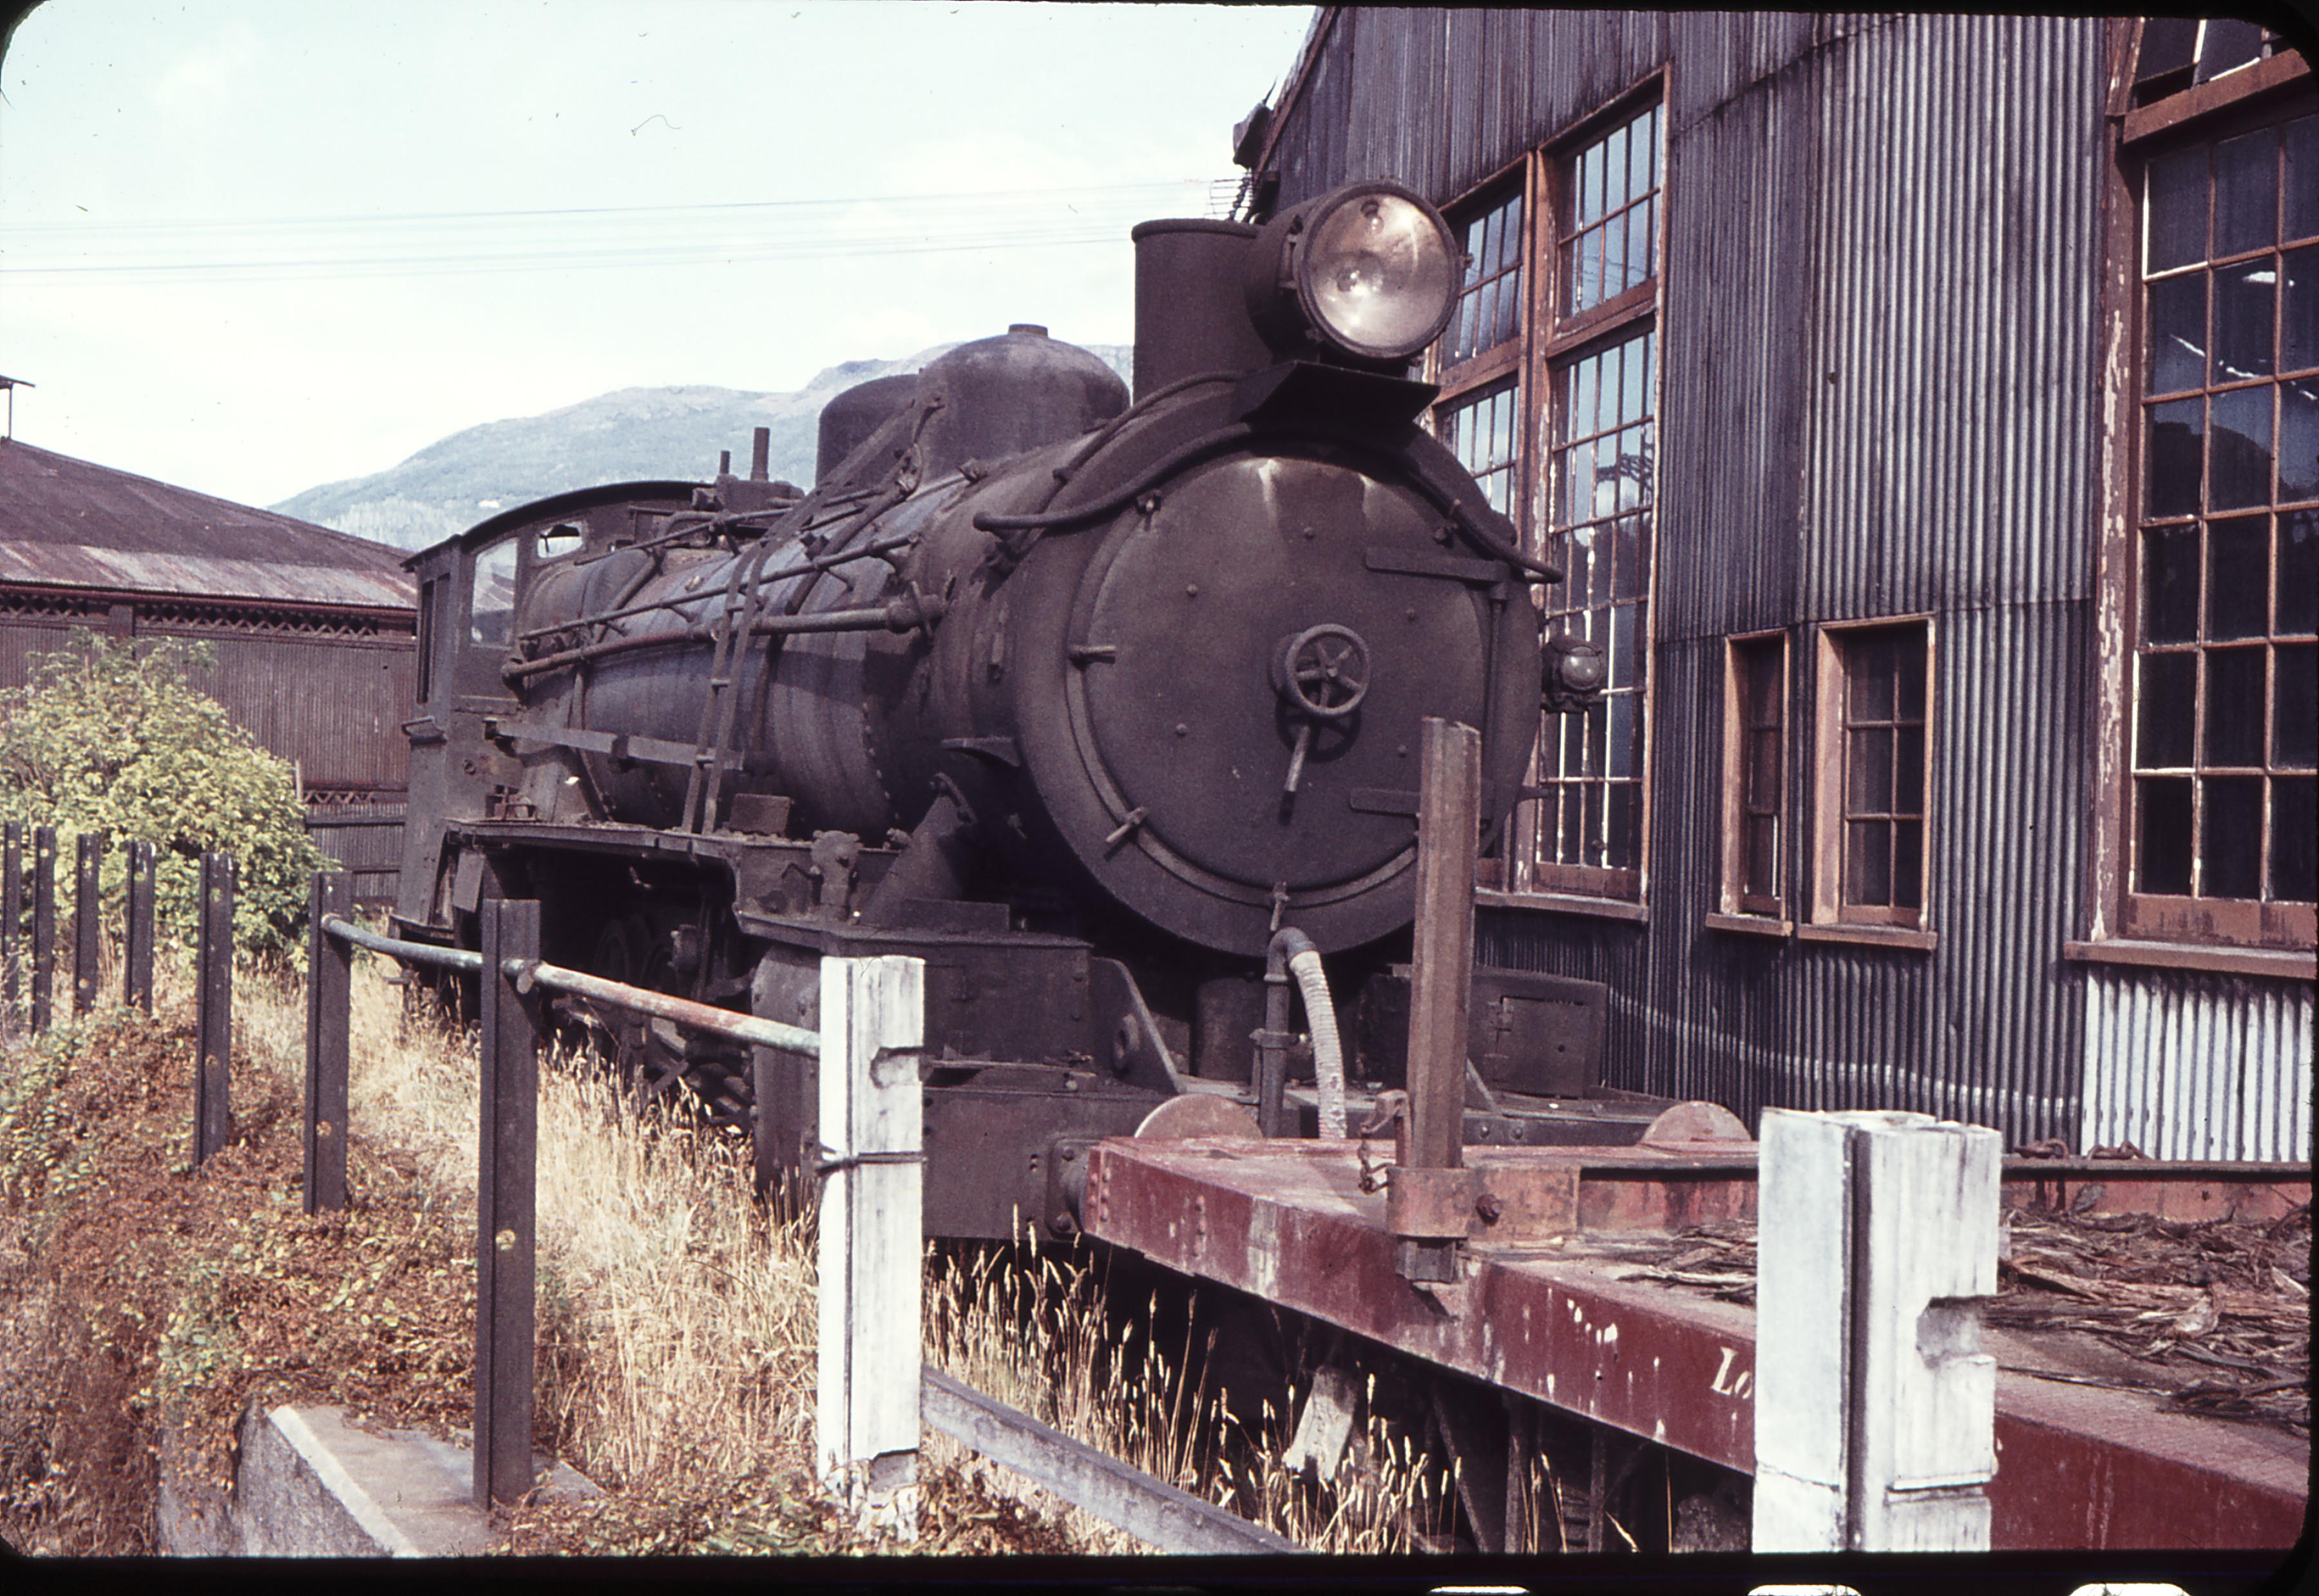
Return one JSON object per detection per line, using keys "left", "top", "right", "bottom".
{"left": 1069, "top": 451, "right": 1488, "bottom": 908}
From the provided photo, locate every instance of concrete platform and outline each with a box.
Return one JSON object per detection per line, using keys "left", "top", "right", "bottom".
{"left": 160, "top": 1404, "right": 598, "bottom": 1556}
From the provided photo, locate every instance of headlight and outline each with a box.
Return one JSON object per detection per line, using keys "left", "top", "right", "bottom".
{"left": 1298, "top": 186, "right": 1458, "bottom": 359}
{"left": 1246, "top": 180, "right": 1459, "bottom": 364}
{"left": 1543, "top": 631, "right": 1607, "bottom": 711}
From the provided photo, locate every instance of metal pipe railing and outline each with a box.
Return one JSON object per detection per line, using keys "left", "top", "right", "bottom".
{"left": 320, "top": 913, "right": 483, "bottom": 972}
{"left": 510, "top": 959, "right": 819, "bottom": 1056}
{"left": 316, "top": 913, "right": 819, "bottom": 1055}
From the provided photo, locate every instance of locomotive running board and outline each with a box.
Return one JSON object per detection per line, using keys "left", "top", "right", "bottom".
{"left": 482, "top": 716, "right": 779, "bottom": 775}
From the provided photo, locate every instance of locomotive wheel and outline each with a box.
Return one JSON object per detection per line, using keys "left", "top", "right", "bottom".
{"left": 581, "top": 913, "right": 685, "bottom": 1113}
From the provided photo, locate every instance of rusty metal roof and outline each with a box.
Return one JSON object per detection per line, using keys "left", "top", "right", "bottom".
{"left": 0, "top": 439, "right": 415, "bottom": 611}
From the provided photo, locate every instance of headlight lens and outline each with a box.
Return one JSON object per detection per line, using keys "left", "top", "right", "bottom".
{"left": 1297, "top": 186, "right": 1458, "bottom": 359}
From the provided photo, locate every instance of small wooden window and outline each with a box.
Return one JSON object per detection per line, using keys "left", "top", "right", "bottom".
{"left": 1813, "top": 621, "right": 1933, "bottom": 929}
{"left": 1723, "top": 634, "right": 1788, "bottom": 917}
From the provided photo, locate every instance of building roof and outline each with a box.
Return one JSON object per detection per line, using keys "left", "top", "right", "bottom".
{"left": 0, "top": 438, "right": 415, "bottom": 611}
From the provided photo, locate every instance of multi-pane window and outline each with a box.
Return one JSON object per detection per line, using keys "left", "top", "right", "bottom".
{"left": 1561, "top": 103, "right": 1661, "bottom": 319}
{"left": 1724, "top": 635, "right": 1787, "bottom": 918}
{"left": 1835, "top": 627, "right": 1929, "bottom": 921}
{"left": 2131, "top": 17, "right": 2287, "bottom": 107}
{"left": 1533, "top": 332, "right": 1655, "bottom": 881}
{"left": 1446, "top": 189, "right": 1524, "bottom": 367}
{"left": 1427, "top": 91, "right": 1665, "bottom": 900}
{"left": 1436, "top": 188, "right": 1527, "bottom": 517}
{"left": 1808, "top": 622, "right": 1932, "bottom": 931}
{"left": 1438, "top": 379, "right": 1522, "bottom": 517}
{"left": 2129, "top": 109, "right": 2318, "bottom": 928}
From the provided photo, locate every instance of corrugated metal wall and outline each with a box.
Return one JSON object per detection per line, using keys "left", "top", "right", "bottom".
{"left": 2083, "top": 973, "right": 2315, "bottom": 1161}
{"left": 305, "top": 801, "right": 407, "bottom": 908}
{"left": 1268, "top": 10, "right": 2312, "bottom": 1157}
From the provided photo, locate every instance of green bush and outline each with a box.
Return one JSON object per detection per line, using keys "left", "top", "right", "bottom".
{"left": 0, "top": 632, "right": 329, "bottom": 958}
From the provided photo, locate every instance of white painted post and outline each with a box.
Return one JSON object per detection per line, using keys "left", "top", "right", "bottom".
{"left": 1753, "top": 1108, "right": 2003, "bottom": 1553}
{"left": 815, "top": 954, "right": 925, "bottom": 1538}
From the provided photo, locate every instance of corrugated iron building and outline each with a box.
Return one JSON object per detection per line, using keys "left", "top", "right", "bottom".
{"left": 1245, "top": 11, "right": 2315, "bottom": 1157}
{"left": 0, "top": 439, "right": 416, "bottom": 900}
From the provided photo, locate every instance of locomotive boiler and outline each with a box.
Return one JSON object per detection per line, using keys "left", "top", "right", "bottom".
{"left": 393, "top": 181, "right": 1637, "bottom": 1237}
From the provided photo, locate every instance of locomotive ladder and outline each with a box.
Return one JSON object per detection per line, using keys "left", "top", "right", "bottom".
{"left": 680, "top": 397, "right": 941, "bottom": 833}
{"left": 677, "top": 531, "right": 784, "bottom": 834}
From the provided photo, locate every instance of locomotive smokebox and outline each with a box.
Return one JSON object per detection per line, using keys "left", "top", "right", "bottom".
{"left": 1129, "top": 219, "right": 1274, "bottom": 400}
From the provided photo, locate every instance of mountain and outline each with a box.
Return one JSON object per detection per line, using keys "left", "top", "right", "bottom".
{"left": 273, "top": 342, "right": 1134, "bottom": 551}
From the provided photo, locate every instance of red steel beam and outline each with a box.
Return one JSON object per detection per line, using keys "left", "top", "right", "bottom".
{"left": 1083, "top": 1137, "right": 2309, "bottom": 1551}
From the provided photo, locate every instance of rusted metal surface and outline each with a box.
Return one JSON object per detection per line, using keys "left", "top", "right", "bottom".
{"left": 1083, "top": 1133, "right": 2311, "bottom": 1549}
{"left": 0, "top": 439, "right": 414, "bottom": 609}
{"left": 1085, "top": 1136, "right": 1759, "bottom": 1470}
{"left": 1988, "top": 1373, "right": 2309, "bottom": 1550}
{"left": 514, "top": 958, "right": 819, "bottom": 1056}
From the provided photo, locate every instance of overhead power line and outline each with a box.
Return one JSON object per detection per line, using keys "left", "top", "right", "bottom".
{"left": 0, "top": 180, "right": 1216, "bottom": 285}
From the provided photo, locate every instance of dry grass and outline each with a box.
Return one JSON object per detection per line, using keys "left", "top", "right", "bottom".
{"left": 215, "top": 936, "right": 1452, "bottom": 1554}
{"left": 926, "top": 1235, "right": 1455, "bottom": 1553}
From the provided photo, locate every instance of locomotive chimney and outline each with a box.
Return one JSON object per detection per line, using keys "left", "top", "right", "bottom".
{"left": 749, "top": 426, "right": 771, "bottom": 482}
{"left": 1130, "top": 219, "right": 1273, "bottom": 401}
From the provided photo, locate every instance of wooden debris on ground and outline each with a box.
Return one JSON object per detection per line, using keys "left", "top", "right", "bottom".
{"left": 1599, "top": 1204, "right": 2310, "bottom": 1434}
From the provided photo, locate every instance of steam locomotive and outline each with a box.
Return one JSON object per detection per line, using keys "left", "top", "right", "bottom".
{"left": 392, "top": 181, "right": 1645, "bottom": 1237}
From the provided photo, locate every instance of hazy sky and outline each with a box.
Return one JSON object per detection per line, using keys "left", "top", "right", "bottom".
{"left": 0, "top": 1, "right": 1315, "bottom": 508}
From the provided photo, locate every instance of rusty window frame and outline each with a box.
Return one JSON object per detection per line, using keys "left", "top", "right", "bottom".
{"left": 1810, "top": 619, "right": 1934, "bottom": 933}
{"left": 1432, "top": 158, "right": 1536, "bottom": 504}
{"left": 1721, "top": 631, "right": 1789, "bottom": 921}
{"left": 1516, "top": 87, "right": 1666, "bottom": 902}
{"left": 2097, "top": 27, "right": 2318, "bottom": 955}
{"left": 1423, "top": 75, "right": 1668, "bottom": 906}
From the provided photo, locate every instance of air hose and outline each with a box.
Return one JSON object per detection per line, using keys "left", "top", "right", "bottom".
{"left": 1269, "top": 928, "right": 1347, "bottom": 1140}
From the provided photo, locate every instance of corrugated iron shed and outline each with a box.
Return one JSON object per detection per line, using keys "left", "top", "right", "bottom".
{"left": 1250, "top": 8, "right": 2316, "bottom": 1159}
{"left": 0, "top": 439, "right": 414, "bottom": 611}
{"left": 0, "top": 437, "right": 416, "bottom": 884}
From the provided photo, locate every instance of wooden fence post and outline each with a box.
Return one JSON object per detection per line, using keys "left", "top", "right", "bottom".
{"left": 73, "top": 831, "right": 102, "bottom": 1016}
{"left": 2, "top": 821, "right": 21, "bottom": 1020}
{"left": 126, "top": 841, "right": 155, "bottom": 1015}
{"left": 1393, "top": 716, "right": 1480, "bottom": 1284}
{"left": 194, "top": 852, "right": 234, "bottom": 1166}
{"left": 474, "top": 897, "right": 540, "bottom": 1508}
{"left": 304, "top": 872, "right": 354, "bottom": 1214}
{"left": 31, "top": 825, "right": 55, "bottom": 1033}
{"left": 1752, "top": 1108, "right": 2002, "bottom": 1552}
{"left": 816, "top": 953, "right": 924, "bottom": 1538}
